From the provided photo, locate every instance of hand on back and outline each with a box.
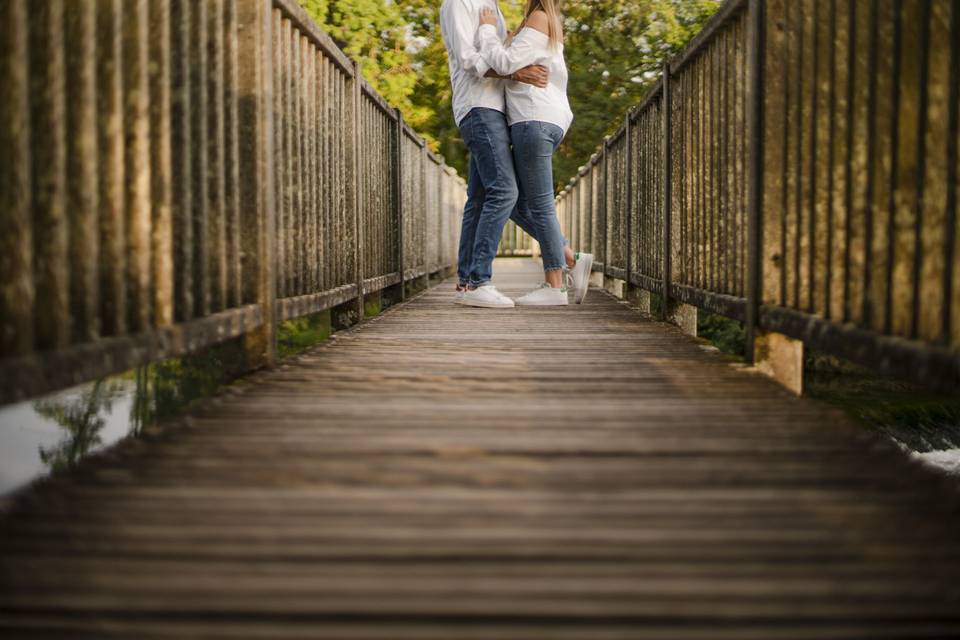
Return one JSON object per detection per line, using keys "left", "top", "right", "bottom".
{"left": 479, "top": 7, "right": 497, "bottom": 26}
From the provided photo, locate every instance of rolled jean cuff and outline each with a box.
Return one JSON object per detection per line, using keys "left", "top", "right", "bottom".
{"left": 543, "top": 262, "right": 566, "bottom": 273}
{"left": 468, "top": 279, "right": 491, "bottom": 288}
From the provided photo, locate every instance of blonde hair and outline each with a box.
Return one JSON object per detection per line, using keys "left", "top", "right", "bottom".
{"left": 522, "top": 0, "right": 563, "bottom": 48}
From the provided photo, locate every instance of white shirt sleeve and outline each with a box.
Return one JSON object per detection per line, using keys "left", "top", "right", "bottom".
{"left": 447, "top": 0, "right": 491, "bottom": 78}
{"left": 478, "top": 25, "right": 546, "bottom": 76}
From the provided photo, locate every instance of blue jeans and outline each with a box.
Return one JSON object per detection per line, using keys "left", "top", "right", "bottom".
{"left": 457, "top": 108, "right": 561, "bottom": 286}
{"left": 510, "top": 121, "right": 566, "bottom": 273}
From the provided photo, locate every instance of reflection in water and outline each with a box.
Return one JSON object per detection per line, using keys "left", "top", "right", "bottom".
{"left": 1, "top": 337, "right": 249, "bottom": 495}
{"left": 34, "top": 379, "right": 126, "bottom": 473}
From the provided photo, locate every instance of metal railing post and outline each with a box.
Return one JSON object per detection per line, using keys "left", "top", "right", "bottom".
{"left": 350, "top": 60, "right": 363, "bottom": 318}
{"left": 661, "top": 62, "right": 672, "bottom": 319}
{"left": 394, "top": 108, "right": 404, "bottom": 300}
{"left": 745, "top": 0, "right": 766, "bottom": 364}
{"left": 438, "top": 161, "right": 445, "bottom": 272}
{"left": 602, "top": 136, "right": 610, "bottom": 277}
{"left": 625, "top": 114, "right": 633, "bottom": 289}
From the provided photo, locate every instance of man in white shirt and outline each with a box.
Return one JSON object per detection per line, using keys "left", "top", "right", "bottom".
{"left": 440, "top": 0, "right": 550, "bottom": 308}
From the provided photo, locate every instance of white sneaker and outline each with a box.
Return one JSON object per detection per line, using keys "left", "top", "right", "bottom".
{"left": 460, "top": 285, "right": 515, "bottom": 309}
{"left": 568, "top": 252, "right": 594, "bottom": 304}
{"left": 454, "top": 286, "right": 466, "bottom": 305}
{"left": 515, "top": 283, "right": 568, "bottom": 306}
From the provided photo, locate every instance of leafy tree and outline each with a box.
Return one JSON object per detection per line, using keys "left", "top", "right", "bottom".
{"left": 300, "top": 0, "right": 418, "bottom": 116}
{"left": 557, "top": 0, "right": 719, "bottom": 184}
{"left": 300, "top": 0, "right": 720, "bottom": 186}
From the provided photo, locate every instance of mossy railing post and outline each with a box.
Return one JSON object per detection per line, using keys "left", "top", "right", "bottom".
{"left": 394, "top": 107, "right": 405, "bottom": 300}
{"left": 744, "top": 0, "right": 765, "bottom": 365}
{"left": 602, "top": 136, "right": 610, "bottom": 279}
{"left": 624, "top": 114, "right": 633, "bottom": 291}
{"left": 0, "top": 0, "right": 33, "bottom": 358}
{"left": 238, "top": 0, "right": 276, "bottom": 368}
{"left": 661, "top": 61, "right": 672, "bottom": 321}
{"left": 349, "top": 59, "right": 364, "bottom": 321}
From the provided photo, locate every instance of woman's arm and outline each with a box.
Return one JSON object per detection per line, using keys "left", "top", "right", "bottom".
{"left": 446, "top": 0, "right": 493, "bottom": 78}
{"left": 477, "top": 10, "right": 550, "bottom": 77}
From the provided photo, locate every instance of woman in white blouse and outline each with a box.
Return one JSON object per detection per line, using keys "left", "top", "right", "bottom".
{"left": 478, "top": 0, "right": 584, "bottom": 306}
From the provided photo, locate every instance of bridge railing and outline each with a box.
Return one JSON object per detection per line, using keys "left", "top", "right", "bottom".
{"left": 557, "top": 0, "right": 959, "bottom": 392}
{"left": 0, "top": 0, "right": 465, "bottom": 406}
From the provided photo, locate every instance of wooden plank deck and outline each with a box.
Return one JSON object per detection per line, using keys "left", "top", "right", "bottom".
{"left": 2, "top": 259, "right": 959, "bottom": 639}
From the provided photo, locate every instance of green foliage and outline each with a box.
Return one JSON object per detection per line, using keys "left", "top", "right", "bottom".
{"left": 696, "top": 312, "right": 746, "bottom": 358}
{"left": 558, "top": 0, "right": 719, "bottom": 184}
{"left": 300, "top": 0, "right": 718, "bottom": 183}
{"left": 278, "top": 310, "right": 332, "bottom": 359}
{"left": 300, "top": 0, "right": 417, "bottom": 115}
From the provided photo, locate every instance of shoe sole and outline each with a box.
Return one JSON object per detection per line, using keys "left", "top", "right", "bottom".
{"left": 516, "top": 301, "right": 569, "bottom": 306}
{"left": 573, "top": 254, "right": 594, "bottom": 304}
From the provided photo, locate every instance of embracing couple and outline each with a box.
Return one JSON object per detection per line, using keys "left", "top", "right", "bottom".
{"left": 440, "top": 0, "right": 593, "bottom": 308}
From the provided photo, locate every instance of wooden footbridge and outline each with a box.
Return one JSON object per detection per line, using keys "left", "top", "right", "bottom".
{"left": 2, "top": 0, "right": 960, "bottom": 637}
{"left": 1, "top": 259, "right": 959, "bottom": 638}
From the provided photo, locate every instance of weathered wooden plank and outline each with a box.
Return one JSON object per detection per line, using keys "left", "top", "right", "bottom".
{"left": 2, "top": 260, "right": 960, "bottom": 637}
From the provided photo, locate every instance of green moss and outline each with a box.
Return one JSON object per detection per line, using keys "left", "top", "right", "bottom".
{"left": 364, "top": 295, "right": 382, "bottom": 319}
{"left": 278, "top": 310, "right": 332, "bottom": 359}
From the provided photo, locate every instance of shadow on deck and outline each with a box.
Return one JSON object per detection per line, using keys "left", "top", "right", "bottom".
{"left": 1, "top": 259, "right": 959, "bottom": 638}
